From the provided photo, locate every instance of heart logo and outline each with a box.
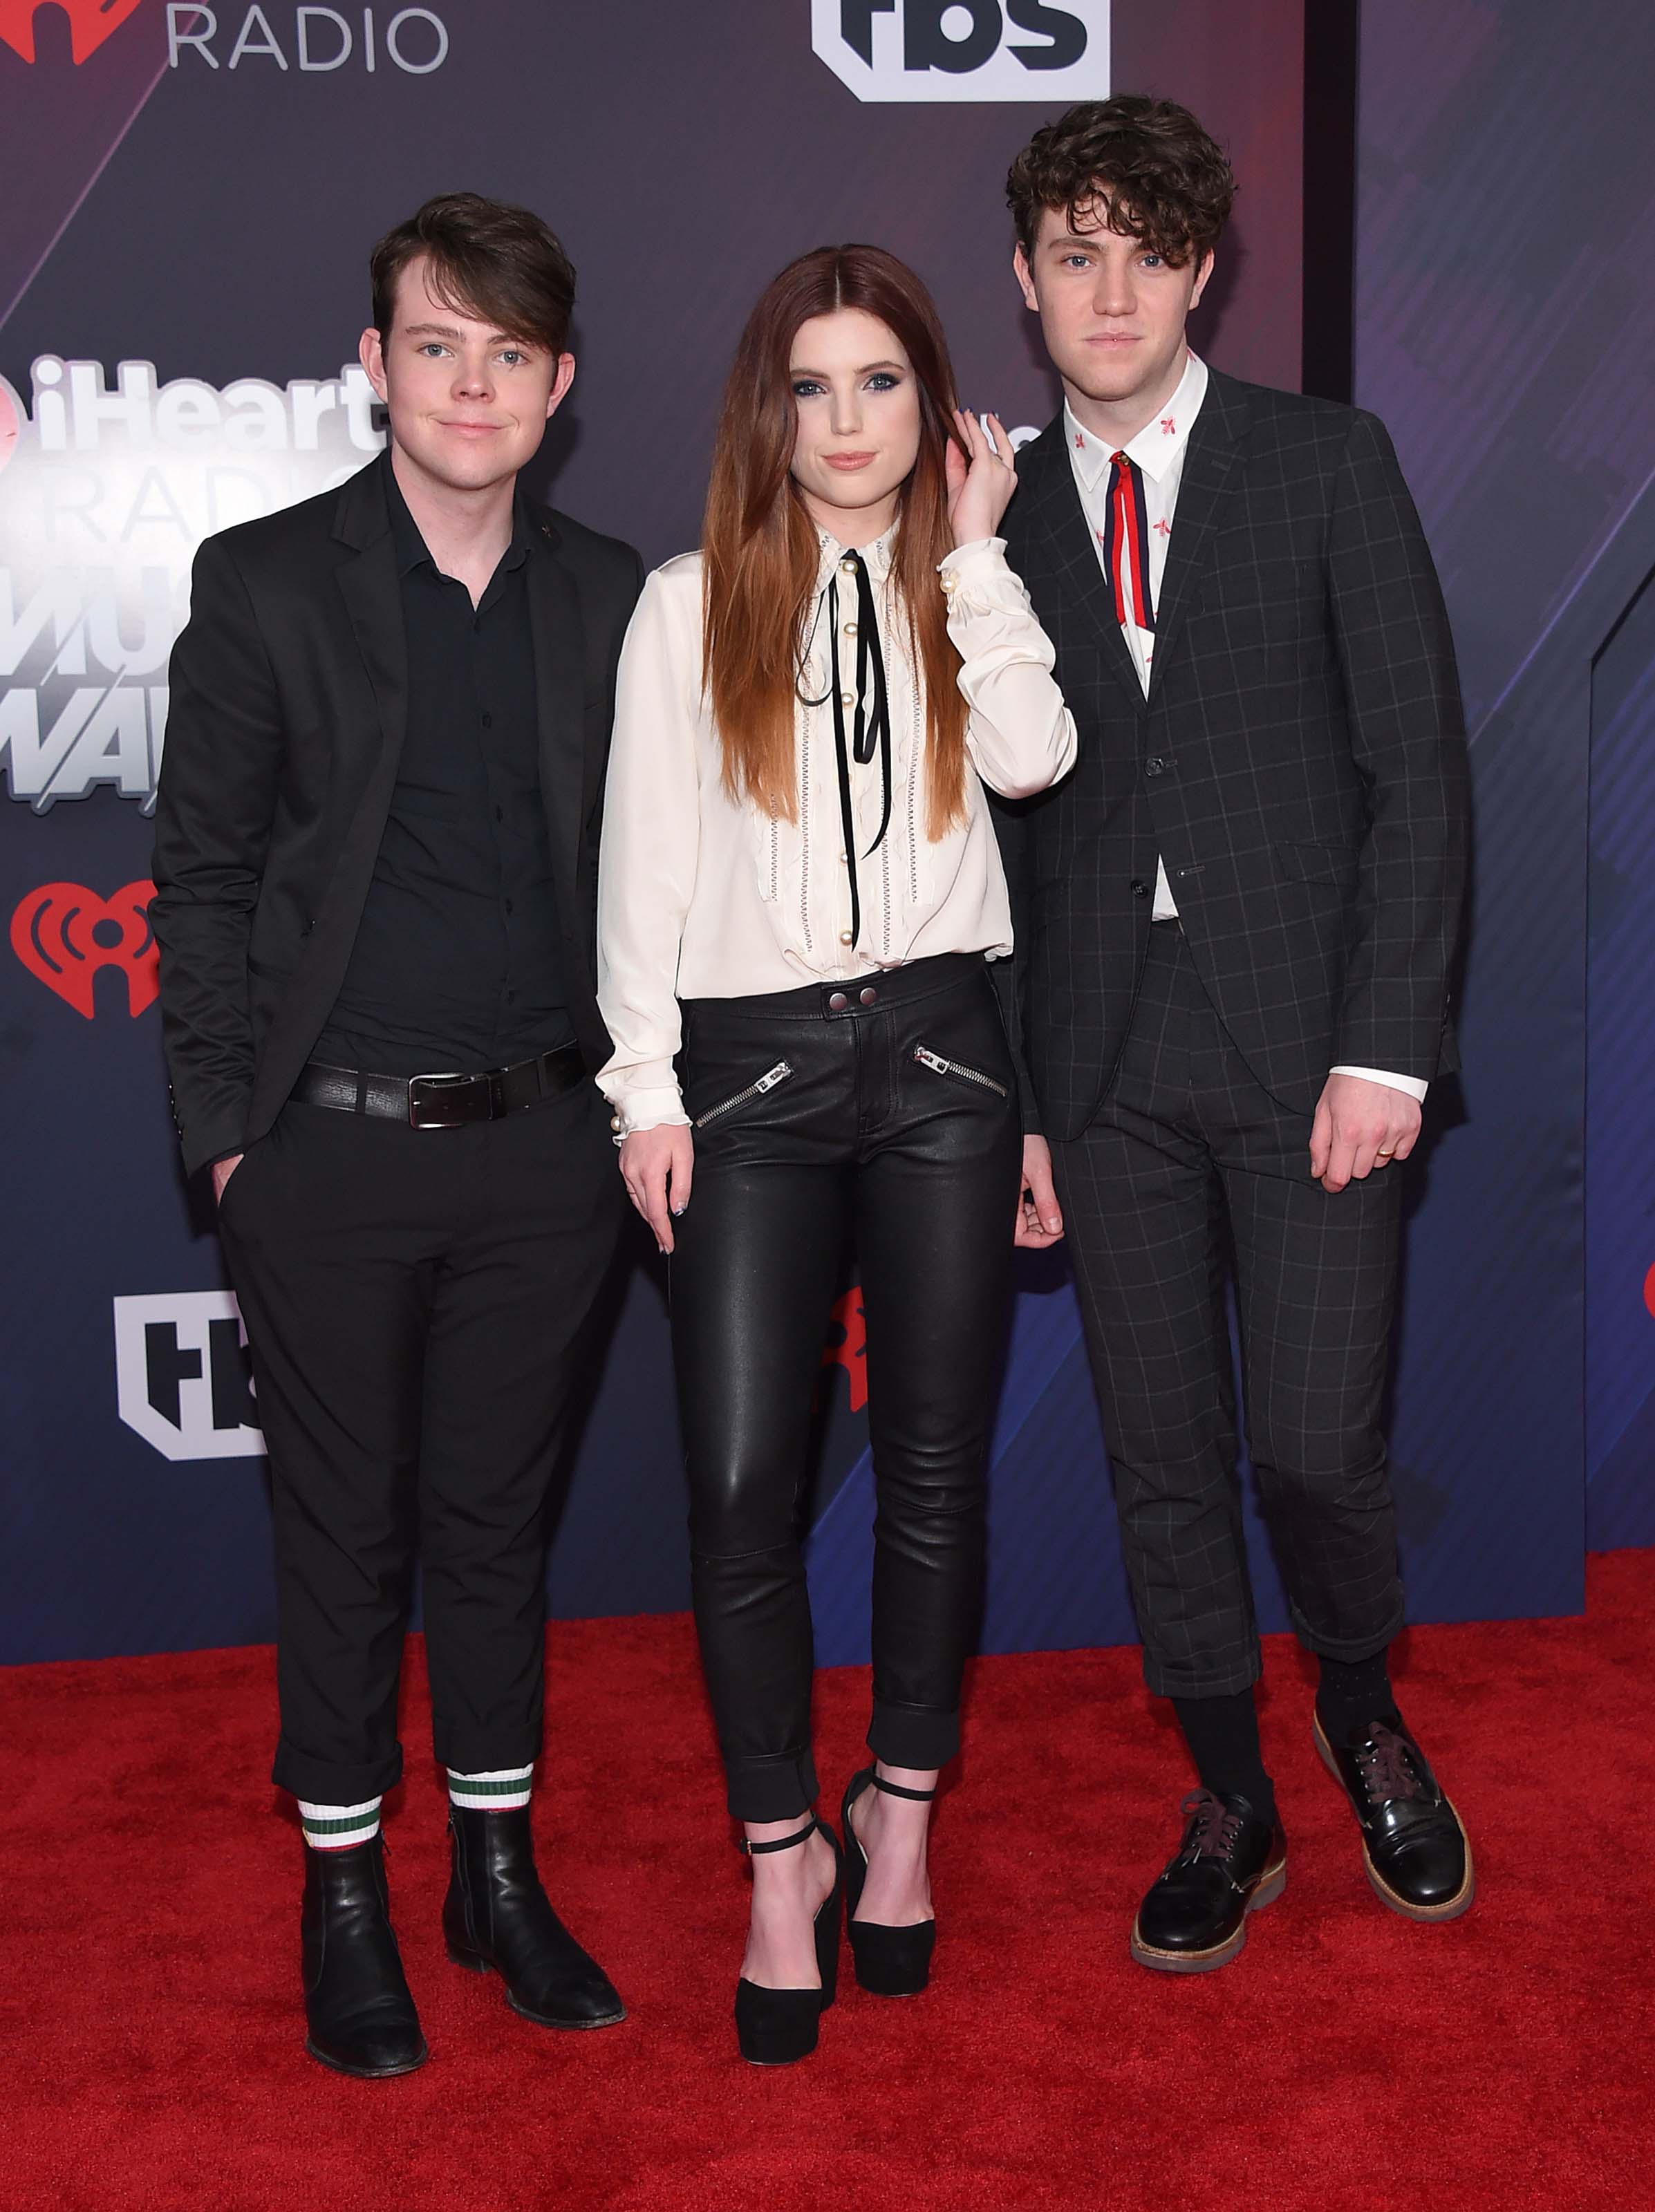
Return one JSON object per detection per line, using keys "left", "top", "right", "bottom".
{"left": 0, "top": 0, "right": 147, "bottom": 65}
{"left": 10, "top": 880, "right": 159, "bottom": 1018}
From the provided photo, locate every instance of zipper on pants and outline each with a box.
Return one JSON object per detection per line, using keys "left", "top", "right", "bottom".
{"left": 913, "top": 1045, "right": 1007, "bottom": 1098}
{"left": 694, "top": 1060, "right": 794, "bottom": 1129}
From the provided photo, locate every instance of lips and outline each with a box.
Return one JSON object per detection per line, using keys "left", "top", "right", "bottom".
{"left": 824, "top": 452, "right": 877, "bottom": 471}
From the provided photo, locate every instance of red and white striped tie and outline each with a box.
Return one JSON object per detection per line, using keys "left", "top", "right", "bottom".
{"left": 1102, "top": 450, "right": 1156, "bottom": 631}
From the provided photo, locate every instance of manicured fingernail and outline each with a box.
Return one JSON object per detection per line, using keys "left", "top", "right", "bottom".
{"left": 672, "top": 1203, "right": 686, "bottom": 1216}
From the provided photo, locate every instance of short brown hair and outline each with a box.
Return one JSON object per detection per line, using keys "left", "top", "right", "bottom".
{"left": 370, "top": 192, "right": 576, "bottom": 357}
{"left": 1007, "top": 96, "right": 1236, "bottom": 268}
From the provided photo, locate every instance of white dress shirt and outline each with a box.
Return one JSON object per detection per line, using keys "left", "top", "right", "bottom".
{"left": 1065, "top": 350, "right": 1426, "bottom": 1105}
{"left": 597, "top": 529, "right": 1078, "bottom": 1134}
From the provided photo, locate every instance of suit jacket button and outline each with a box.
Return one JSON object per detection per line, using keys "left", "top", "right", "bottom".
{"left": 1130, "top": 879, "right": 1150, "bottom": 898}
{"left": 1145, "top": 758, "right": 1165, "bottom": 777}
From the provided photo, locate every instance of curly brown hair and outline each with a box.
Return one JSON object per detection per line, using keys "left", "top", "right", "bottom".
{"left": 1007, "top": 96, "right": 1236, "bottom": 268}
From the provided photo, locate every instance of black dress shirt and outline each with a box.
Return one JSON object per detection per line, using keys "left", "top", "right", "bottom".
{"left": 315, "top": 460, "right": 572, "bottom": 1076}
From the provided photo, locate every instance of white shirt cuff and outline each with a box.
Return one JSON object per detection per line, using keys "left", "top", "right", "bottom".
{"left": 1329, "top": 1065, "right": 1428, "bottom": 1104}
{"left": 604, "top": 1086, "right": 692, "bottom": 1138}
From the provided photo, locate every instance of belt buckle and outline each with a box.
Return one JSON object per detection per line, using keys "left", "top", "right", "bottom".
{"left": 408, "top": 1071, "right": 478, "bottom": 1130}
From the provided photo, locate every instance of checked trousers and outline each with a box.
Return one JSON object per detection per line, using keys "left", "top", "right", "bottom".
{"left": 1051, "top": 921, "right": 1407, "bottom": 1699}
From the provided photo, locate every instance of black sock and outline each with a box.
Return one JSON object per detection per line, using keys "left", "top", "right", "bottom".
{"left": 1170, "top": 1687, "right": 1275, "bottom": 1828}
{"left": 1316, "top": 1651, "right": 1401, "bottom": 1749}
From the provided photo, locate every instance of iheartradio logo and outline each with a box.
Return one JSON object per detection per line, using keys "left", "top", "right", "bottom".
{"left": 0, "top": 0, "right": 145, "bottom": 64}
{"left": 10, "top": 879, "right": 159, "bottom": 1018}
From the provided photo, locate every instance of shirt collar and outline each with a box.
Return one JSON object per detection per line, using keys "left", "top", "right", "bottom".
{"left": 382, "top": 451, "right": 532, "bottom": 579}
{"left": 816, "top": 521, "right": 896, "bottom": 588}
{"left": 1064, "top": 350, "right": 1210, "bottom": 490}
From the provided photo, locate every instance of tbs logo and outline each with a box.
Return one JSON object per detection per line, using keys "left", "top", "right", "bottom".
{"left": 113, "top": 1291, "right": 265, "bottom": 1462}
{"left": 813, "top": 0, "right": 1107, "bottom": 102}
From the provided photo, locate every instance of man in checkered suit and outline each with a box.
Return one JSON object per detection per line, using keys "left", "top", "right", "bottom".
{"left": 994, "top": 97, "right": 1475, "bottom": 1972}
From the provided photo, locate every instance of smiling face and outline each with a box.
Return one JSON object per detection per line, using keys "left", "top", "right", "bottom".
{"left": 359, "top": 253, "right": 573, "bottom": 498}
{"left": 787, "top": 307, "right": 922, "bottom": 544}
{"left": 1015, "top": 198, "right": 1211, "bottom": 427}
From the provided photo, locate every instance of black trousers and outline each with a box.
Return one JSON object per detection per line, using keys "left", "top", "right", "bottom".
{"left": 218, "top": 1081, "right": 623, "bottom": 1804}
{"left": 671, "top": 954, "right": 1022, "bottom": 1823}
{"left": 1052, "top": 923, "right": 1405, "bottom": 1700}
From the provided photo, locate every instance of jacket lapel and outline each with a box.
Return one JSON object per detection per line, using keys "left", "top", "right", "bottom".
{"left": 523, "top": 518, "right": 589, "bottom": 951}
{"left": 330, "top": 462, "right": 411, "bottom": 877}
{"left": 1147, "top": 369, "right": 1253, "bottom": 699}
{"left": 1016, "top": 424, "right": 1146, "bottom": 716}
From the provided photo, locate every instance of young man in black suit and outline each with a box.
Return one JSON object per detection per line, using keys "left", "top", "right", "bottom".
{"left": 995, "top": 100, "right": 1474, "bottom": 1971}
{"left": 152, "top": 196, "right": 642, "bottom": 2072}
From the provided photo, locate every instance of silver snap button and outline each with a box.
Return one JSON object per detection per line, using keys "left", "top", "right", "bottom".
{"left": 828, "top": 991, "right": 849, "bottom": 1011}
{"left": 859, "top": 987, "right": 877, "bottom": 1007}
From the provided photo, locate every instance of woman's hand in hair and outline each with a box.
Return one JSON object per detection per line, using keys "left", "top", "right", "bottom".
{"left": 619, "top": 1124, "right": 695, "bottom": 1257}
{"left": 946, "top": 409, "right": 1019, "bottom": 549}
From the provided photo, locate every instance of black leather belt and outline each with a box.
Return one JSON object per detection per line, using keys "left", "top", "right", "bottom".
{"left": 292, "top": 1044, "right": 586, "bottom": 1130}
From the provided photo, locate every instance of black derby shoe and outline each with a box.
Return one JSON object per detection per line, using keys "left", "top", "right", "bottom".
{"left": 302, "top": 1835, "right": 429, "bottom": 2079}
{"left": 1313, "top": 1712, "right": 1473, "bottom": 1922}
{"left": 1130, "top": 1790, "right": 1287, "bottom": 1975}
{"left": 444, "top": 1806, "right": 625, "bottom": 2029}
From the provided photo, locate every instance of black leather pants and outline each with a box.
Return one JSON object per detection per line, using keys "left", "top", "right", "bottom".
{"left": 671, "top": 953, "right": 1021, "bottom": 1821}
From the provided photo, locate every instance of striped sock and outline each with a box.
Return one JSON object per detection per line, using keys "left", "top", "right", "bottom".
{"left": 447, "top": 1765, "right": 532, "bottom": 1812}
{"left": 299, "top": 1797, "right": 382, "bottom": 1850}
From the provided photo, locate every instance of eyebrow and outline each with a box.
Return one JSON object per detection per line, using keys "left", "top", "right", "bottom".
{"left": 788, "top": 359, "right": 908, "bottom": 377}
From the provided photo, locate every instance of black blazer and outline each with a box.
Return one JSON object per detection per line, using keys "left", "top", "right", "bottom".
{"left": 151, "top": 458, "right": 644, "bottom": 1179}
{"left": 994, "top": 368, "right": 1470, "bottom": 1143}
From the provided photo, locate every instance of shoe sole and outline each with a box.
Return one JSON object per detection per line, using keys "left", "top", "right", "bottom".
{"left": 1128, "top": 1856, "right": 1287, "bottom": 1976}
{"left": 304, "top": 2036, "right": 429, "bottom": 2079}
{"left": 1312, "top": 1717, "right": 1476, "bottom": 1922}
{"left": 448, "top": 1944, "right": 626, "bottom": 2028}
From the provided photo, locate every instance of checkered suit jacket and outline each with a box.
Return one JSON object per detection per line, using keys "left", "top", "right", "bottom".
{"left": 993, "top": 368, "right": 1470, "bottom": 1143}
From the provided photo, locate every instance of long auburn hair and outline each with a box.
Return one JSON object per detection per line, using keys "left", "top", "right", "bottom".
{"left": 702, "top": 245, "right": 970, "bottom": 839}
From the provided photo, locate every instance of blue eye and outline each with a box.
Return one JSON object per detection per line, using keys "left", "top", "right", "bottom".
{"left": 866, "top": 373, "right": 900, "bottom": 392}
{"left": 791, "top": 378, "right": 825, "bottom": 398}
{"left": 1141, "top": 254, "right": 1164, "bottom": 270}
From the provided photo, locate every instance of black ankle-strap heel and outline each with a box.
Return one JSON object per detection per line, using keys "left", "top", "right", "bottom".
{"left": 841, "top": 1768, "right": 938, "bottom": 1997}
{"left": 733, "top": 1816, "right": 843, "bottom": 2066}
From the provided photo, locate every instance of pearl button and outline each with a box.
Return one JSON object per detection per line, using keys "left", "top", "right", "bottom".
{"left": 840, "top": 558, "right": 857, "bottom": 577}
{"left": 609, "top": 1114, "right": 624, "bottom": 1131}
{"left": 841, "top": 691, "right": 855, "bottom": 709}
{"left": 843, "top": 621, "right": 858, "bottom": 638}
{"left": 839, "top": 929, "right": 854, "bottom": 946}
{"left": 939, "top": 570, "right": 958, "bottom": 594}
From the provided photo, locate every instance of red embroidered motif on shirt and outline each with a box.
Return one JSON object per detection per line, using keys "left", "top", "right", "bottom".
{"left": 1161, "top": 417, "right": 1177, "bottom": 435}
{"left": 1153, "top": 518, "right": 1172, "bottom": 537}
{"left": 1075, "top": 431, "right": 1085, "bottom": 448}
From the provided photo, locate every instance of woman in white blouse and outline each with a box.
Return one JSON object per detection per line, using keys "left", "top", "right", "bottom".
{"left": 597, "top": 244, "right": 1075, "bottom": 2066}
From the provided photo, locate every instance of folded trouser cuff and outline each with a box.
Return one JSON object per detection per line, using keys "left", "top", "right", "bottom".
{"left": 1140, "top": 1648, "right": 1263, "bottom": 1702}
{"left": 724, "top": 1749, "right": 820, "bottom": 1825}
{"left": 272, "top": 1736, "right": 404, "bottom": 1808}
{"left": 868, "top": 1698, "right": 960, "bottom": 1774}
{"left": 1289, "top": 1599, "right": 1405, "bottom": 1666}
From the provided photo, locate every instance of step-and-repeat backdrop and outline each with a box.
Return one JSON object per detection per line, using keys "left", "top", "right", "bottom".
{"left": 0, "top": 0, "right": 1603, "bottom": 1665}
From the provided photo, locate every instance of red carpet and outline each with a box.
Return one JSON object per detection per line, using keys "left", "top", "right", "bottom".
{"left": 6, "top": 1553, "right": 1652, "bottom": 2211}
